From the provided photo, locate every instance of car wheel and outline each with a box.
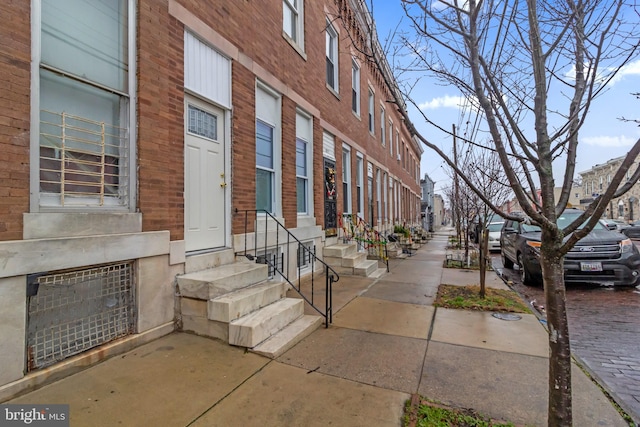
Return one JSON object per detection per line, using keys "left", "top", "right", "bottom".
{"left": 501, "top": 251, "right": 514, "bottom": 269}
{"left": 518, "top": 253, "right": 538, "bottom": 286}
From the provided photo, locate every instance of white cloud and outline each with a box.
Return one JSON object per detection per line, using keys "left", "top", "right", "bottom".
{"left": 565, "top": 59, "right": 640, "bottom": 86}
{"left": 608, "top": 59, "right": 640, "bottom": 85}
{"left": 418, "top": 95, "right": 466, "bottom": 110}
{"left": 582, "top": 135, "right": 636, "bottom": 147}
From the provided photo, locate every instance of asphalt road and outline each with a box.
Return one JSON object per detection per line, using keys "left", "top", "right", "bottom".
{"left": 492, "top": 252, "right": 640, "bottom": 425}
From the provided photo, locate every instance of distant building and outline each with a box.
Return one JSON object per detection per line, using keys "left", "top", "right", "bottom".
{"left": 420, "top": 173, "right": 435, "bottom": 230}
{"left": 579, "top": 156, "right": 640, "bottom": 220}
{"left": 434, "top": 194, "right": 445, "bottom": 227}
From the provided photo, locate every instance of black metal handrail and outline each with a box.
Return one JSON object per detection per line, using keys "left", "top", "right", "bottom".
{"left": 339, "top": 213, "right": 389, "bottom": 272}
{"left": 236, "top": 209, "right": 339, "bottom": 328}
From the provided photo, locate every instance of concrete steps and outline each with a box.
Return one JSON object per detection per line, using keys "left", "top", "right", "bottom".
{"left": 177, "top": 257, "right": 321, "bottom": 357}
{"left": 322, "top": 242, "right": 386, "bottom": 279}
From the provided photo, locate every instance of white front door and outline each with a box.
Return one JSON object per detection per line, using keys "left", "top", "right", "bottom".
{"left": 185, "top": 95, "right": 226, "bottom": 252}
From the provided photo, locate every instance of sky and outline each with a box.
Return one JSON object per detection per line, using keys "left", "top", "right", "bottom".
{"left": 370, "top": 1, "right": 640, "bottom": 198}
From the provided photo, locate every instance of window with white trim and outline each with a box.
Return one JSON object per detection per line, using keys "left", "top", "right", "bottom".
{"left": 376, "top": 168, "right": 381, "bottom": 222}
{"left": 342, "top": 146, "right": 352, "bottom": 214}
{"left": 297, "top": 241, "right": 314, "bottom": 272}
{"left": 380, "top": 106, "right": 386, "bottom": 146}
{"left": 283, "top": 0, "right": 304, "bottom": 49}
{"left": 388, "top": 120, "right": 393, "bottom": 156}
{"left": 325, "top": 20, "right": 339, "bottom": 92}
{"left": 351, "top": 59, "right": 360, "bottom": 115}
{"left": 36, "top": 0, "right": 134, "bottom": 209}
{"left": 256, "top": 120, "right": 275, "bottom": 213}
{"left": 356, "top": 154, "right": 364, "bottom": 216}
{"left": 296, "top": 111, "right": 312, "bottom": 215}
{"left": 256, "top": 83, "right": 281, "bottom": 214}
{"left": 368, "top": 89, "right": 374, "bottom": 134}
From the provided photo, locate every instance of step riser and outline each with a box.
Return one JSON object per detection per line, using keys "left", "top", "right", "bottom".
{"left": 251, "top": 315, "right": 322, "bottom": 358}
{"left": 355, "top": 260, "right": 378, "bottom": 277}
{"left": 341, "top": 252, "right": 367, "bottom": 267}
{"left": 185, "top": 249, "right": 236, "bottom": 273}
{"left": 208, "top": 282, "right": 286, "bottom": 322}
{"left": 229, "top": 299, "right": 304, "bottom": 348}
{"left": 323, "top": 244, "right": 356, "bottom": 258}
{"left": 177, "top": 263, "right": 269, "bottom": 300}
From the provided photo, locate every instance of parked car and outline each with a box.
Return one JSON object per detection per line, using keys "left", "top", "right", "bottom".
{"left": 600, "top": 218, "right": 631, "bottom": 232}
{"left": 599, "top": 218, "right": 617, "bottom": 231}
{"left": 487, "top": 221, "right": 504, "bottom": 251}
{"left": 500, "top": 209, "right": 640, "bottom": 287}
{"left": 622, "top": 220, "right": 640, "bottom": 239}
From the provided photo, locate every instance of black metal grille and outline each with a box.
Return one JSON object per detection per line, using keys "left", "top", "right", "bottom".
{"left": 566, "top": 243, "right": 621, "bottom": 260}
{"left": 26, "top": 263, "right": 135, "bottom": 371}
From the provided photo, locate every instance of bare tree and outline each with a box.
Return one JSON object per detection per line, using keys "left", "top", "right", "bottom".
{"left": 339, "top": 0, "right": 640, "bottom": 425}
{"left": 465, "top": 147, "right": 512, "bottom": 296}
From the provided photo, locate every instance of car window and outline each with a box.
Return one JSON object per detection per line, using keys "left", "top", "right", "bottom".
{"left": 521, "top": 223, "right": 541, "bottom": 232}
{"left": 487, "top": 223, "right": 503, "bottom": 232}
{"left": 557, "top": 211, "right": 605, "bottom": 230}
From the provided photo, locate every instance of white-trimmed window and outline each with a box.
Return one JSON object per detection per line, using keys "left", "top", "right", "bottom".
{"left": 342, "top": 146, "right": 352, "bottom": 214}
{"left": 389, "top": 120, "right": 393, "bottom": 156}
{"left": 351, "top": 59, "right": 360, "bottom": 115}
{"left": 296, "top": 110, "right": 313, "bottom": 215}
{"left": 395, "top": 130, "right": 400, "bottom": 160}
{"left": 283, "top": 0, "right": 304, "bottom": 49}
{"left": 380, "top": 106, "right": 386, "bottom": 146}
{"left": 36, "top": 0, "right": 135, "bottom": 209}
{"left": 256, "top": 83, "right": 282, "bottom": 214}
{"left": 297, "top": 241, "right": 314, "bottom": 272}
{"left": 376, "top": 168, "right": 381, "bottom": 222}
{"left": 356, "top": 153, "right": 364, "bottom": 216}
{"left": 383, "top": 172, "right": 388, "bottom": 224}
{"left": 325, "top": 20, "right": 339, "bottom": 92}
{"left": 368, "top": 89, "right": 375, "bottom": 134}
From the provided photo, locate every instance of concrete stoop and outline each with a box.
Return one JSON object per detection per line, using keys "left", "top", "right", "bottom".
{"left": 322, "top": 243, "right": 386, "bottom": 278}
{"left": 177, "top": 255, "right": 321, "bottom": 358}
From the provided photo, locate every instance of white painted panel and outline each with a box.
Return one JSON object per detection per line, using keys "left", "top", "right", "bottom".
{"left": 184, "top": 31, "right": 231, "bottom": 108}
{"left": 256, "top": 85, "right": 279, "bottom": 125}
{"left": 296, "top": 112, "right": 312, "bottom": 138}
{"left": 323, "top": 131, "right": 335, "bottom": 160}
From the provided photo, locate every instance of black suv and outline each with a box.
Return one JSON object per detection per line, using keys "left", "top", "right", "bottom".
{"left": 500, "top": 209, "right": 640, "bottom": 286}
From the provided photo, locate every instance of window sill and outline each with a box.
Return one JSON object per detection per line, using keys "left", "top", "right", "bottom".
{"left": 326, "top": 85, "right": 340, "bottom": 99}
{"left": 282, "top": 32, "right": 307, "bottom": 61}
{"left": 352, "top": 110, "right": 361, "bottom": 120}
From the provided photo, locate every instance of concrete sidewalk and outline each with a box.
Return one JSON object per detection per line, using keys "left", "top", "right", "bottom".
{"left": 5, "top": 230, "right": 628, "bottom": 426}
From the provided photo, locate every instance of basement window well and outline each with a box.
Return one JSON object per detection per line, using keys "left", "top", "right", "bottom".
{"left": 26, "top": 262, "right": 136, "bottom": 371}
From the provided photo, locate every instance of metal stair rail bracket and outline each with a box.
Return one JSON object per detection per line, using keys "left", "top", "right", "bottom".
{"left": 237, "top": 209, "right": 339, "bottom": 328}
{"left": 339, "top": 213, "right": 389, "bottom": 272}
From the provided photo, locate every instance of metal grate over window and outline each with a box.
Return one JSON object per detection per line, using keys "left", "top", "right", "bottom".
{"left": 26, "top": 263, "right": 135, "bottom": 371}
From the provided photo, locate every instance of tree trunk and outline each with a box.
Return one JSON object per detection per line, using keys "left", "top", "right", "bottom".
{"left": 541, "top": 246, "right": 572, "bottom": 426}
{"left": 479, "top": 224, "right": 488, "bottom": 298}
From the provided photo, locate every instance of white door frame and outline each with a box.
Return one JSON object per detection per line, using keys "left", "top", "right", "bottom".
{"left": 184, "top": 93, "right": 231, "bottom": 252}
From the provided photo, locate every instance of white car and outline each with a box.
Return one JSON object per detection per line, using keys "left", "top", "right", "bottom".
{"left": 487, "top": 221, "right": 504, "bottom": 251}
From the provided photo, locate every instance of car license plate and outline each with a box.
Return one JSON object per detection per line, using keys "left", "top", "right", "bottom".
{"left": 580, "top": 262, "right": 602, "bottom": 272}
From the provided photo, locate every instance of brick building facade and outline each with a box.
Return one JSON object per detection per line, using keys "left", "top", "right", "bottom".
{"left": 0, "top": 0, "right": 422, "bottom": 397}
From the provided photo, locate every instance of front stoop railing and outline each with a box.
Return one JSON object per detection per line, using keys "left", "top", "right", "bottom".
{"left": 237, "top": 209, "right": 339, "bottom": 328}
{"left": 339, "top": 213, "right": 389, "bottom": 272}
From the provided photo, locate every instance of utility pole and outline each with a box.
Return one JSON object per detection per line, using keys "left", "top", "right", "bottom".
{"left": 453, "top": 124, "right": 461, "bottom": 245}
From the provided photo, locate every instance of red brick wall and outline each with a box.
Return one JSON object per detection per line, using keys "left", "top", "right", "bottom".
{"left": 137, "top": 0, "right": 185, "bottom": 240}
{"left": 173, "top": 0, "right": 421, "bottom": 235}
{"left": 281, "top": 97, "right": 298, "bottom": 229}
{"left": 230, "top": 64, "right": 256, "bottom": 234}
{"left": 0, "top": 1, "right": 31, "bottom": 241}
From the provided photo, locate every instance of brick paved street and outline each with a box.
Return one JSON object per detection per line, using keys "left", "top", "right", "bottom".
{"left": 495, "top": 255, "right": 640, "bottom": 425}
